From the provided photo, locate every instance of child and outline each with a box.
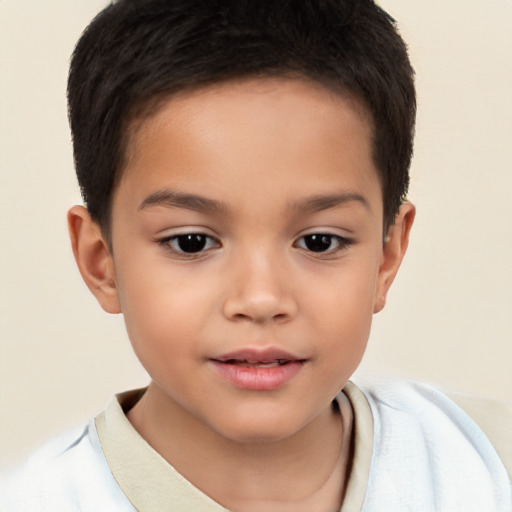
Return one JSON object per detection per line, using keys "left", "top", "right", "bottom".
{"left": 1, "top": 0, "right": 510, "bottom": 510}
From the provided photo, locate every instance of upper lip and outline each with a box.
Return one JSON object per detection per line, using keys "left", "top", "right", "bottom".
{"left": 212, "top": 347, "right": 304, "bottom": 364}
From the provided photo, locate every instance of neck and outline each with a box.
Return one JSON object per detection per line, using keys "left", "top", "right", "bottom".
{"left": 127, "top": 382, "right": 353, "bottom": 512}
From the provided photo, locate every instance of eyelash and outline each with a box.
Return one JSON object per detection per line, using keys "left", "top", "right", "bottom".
{"left": 294, "top": 234, "right": 352, "bottom": 256}
{"left": 158, "top": 233, "right": 220, "bottom": 258}
{"left": 157, "top": 232, "right": 352, "bottom": 258}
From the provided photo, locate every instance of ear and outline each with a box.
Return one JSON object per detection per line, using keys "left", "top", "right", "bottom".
{"left": 67, "top": 205, "right": 121, "bottom": 314}
{"left": 373, "top": 202, "right": 415, "bottom": 313}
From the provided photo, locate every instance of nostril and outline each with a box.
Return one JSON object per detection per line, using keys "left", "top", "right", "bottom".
{"left": 232, "top": 312, "right": 250, "bottom": 321}
{"left": 222, "top": 288, "right": 298, "bottom": 323}
{"left": 228, "top": 310, "right": 290, "bottom": 323}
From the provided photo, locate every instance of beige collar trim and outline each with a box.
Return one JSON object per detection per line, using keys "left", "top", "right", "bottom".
{"left": 95, "top": 383, "right": 373, "bottom": 512}
{"left": 339, "top": 382, "right": 374, "bottom": 512}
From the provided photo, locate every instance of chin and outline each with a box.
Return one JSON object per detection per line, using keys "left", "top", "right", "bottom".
{"left": 211, "top": 410, "right": 308, "bottom": 446}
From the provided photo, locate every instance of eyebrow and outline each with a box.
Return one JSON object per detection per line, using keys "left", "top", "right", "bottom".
{"left": 139, "top": 189, "right": 229, "bottom": 214}
{"left": 139, "top": 189, "right": 369, "bottom": 216}
{"left": 291, "top": 192, "right": 370, "bottom": 213}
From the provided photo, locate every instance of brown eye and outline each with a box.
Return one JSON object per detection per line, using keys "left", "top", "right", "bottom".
{"left": 176, "top": 234, "right": 208, "bottom": 252}
{"left": 295, "top": 234, "right": 350, "bottom": 253}
{"left": 162, "top": 233, "right": 219, "bottom": 254}
{"left": 303, "top": 234, "right": 333, "bottom": 252}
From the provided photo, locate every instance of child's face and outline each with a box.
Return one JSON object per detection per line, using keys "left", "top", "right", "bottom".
{"left": 72, "top": 78, "right": 413, "bottom": 442}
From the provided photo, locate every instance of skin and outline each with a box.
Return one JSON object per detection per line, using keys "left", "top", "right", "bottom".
{"left": 68, "top": 78, "right": 414, "bottom": 511}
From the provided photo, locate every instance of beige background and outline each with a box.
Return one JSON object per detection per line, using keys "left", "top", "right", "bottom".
{"left": 1, "top": 0, "right": 511, "bottom": 467}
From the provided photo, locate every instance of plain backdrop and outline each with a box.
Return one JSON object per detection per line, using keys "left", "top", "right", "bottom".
{"left": 1, "top": 0, "right": 511, "bottom": 467}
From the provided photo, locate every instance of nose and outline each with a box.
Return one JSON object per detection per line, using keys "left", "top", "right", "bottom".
{"left": 222, "top": 250, "right": 298, "bottom": 324}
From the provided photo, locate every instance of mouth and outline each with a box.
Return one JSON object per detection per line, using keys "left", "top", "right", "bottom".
{"left": 220, "top": 359, "right": 294, "bottom": 368}
{"left": 213, "top": 347, "right": 304, "bottom": 364}
{"left": 210, "top": 348, "right": 306, "bottom": 391}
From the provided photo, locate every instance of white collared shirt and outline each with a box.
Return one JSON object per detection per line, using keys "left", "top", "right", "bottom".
{"left": 1, "top": 380, "right": 510, "bottom": 511}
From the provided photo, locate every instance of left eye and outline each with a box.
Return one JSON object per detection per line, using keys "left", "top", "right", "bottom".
{"left": 161, "top": 234, "right": 219, "bottom": 254}
{"left": 295, "top": 234, "right": 348, "bottom": 253}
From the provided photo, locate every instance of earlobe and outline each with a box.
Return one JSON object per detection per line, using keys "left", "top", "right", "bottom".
{"left": 373, "top": 202, "right": 415, "bottom": 313}
{"left": 67, "top": 206, "right": 121, "bottom": 314}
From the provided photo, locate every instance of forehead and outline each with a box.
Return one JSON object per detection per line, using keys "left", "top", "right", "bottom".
{"left": 126, "top": 77, "right": 373, "bottom": 163}
{"left": 117, "top": 77, "right": 381, "bottom": 219}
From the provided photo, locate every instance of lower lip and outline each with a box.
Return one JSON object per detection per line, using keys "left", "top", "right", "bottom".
{"left": 210, "top": 360, "right": 304, "bottom": 391}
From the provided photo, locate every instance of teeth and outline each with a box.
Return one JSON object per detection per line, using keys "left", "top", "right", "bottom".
{"left": 248, "top": 362, "right": 280, "bottom": 368}
{"left": 226, "top": 359, "right": 289, "bottom": 368}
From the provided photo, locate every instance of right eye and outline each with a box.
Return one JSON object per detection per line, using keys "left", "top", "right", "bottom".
{"left": 160, "top": 233, "right": 220, "bottom": 254}
{"left": 294, "top": 233, "right": 351, "bottom": 254}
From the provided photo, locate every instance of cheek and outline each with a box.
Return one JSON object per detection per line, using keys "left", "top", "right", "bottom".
{"left": 314, "top": 255, "right": 380, "bottom": 318}
{"left": 114, "top": 260, "right": 214, "bottom": 363}
{"left": 310, "top": 260, "right": 379, "bottom": 362}
{"left": 313, "top": 300, "right": 372, "bottom": 397}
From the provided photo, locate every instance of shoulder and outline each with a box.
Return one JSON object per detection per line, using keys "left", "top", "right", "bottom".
{"left": 444, "top": 388, "right": 512, "bottom": 478}
{"left": 361, "top": 379, "right": 511, "bottom": 470}
{"left": 0, "top": 421, "right": 134, "bottom": 512}
{"left": 352, "top": 378, "right": 512, "bottom": 511}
